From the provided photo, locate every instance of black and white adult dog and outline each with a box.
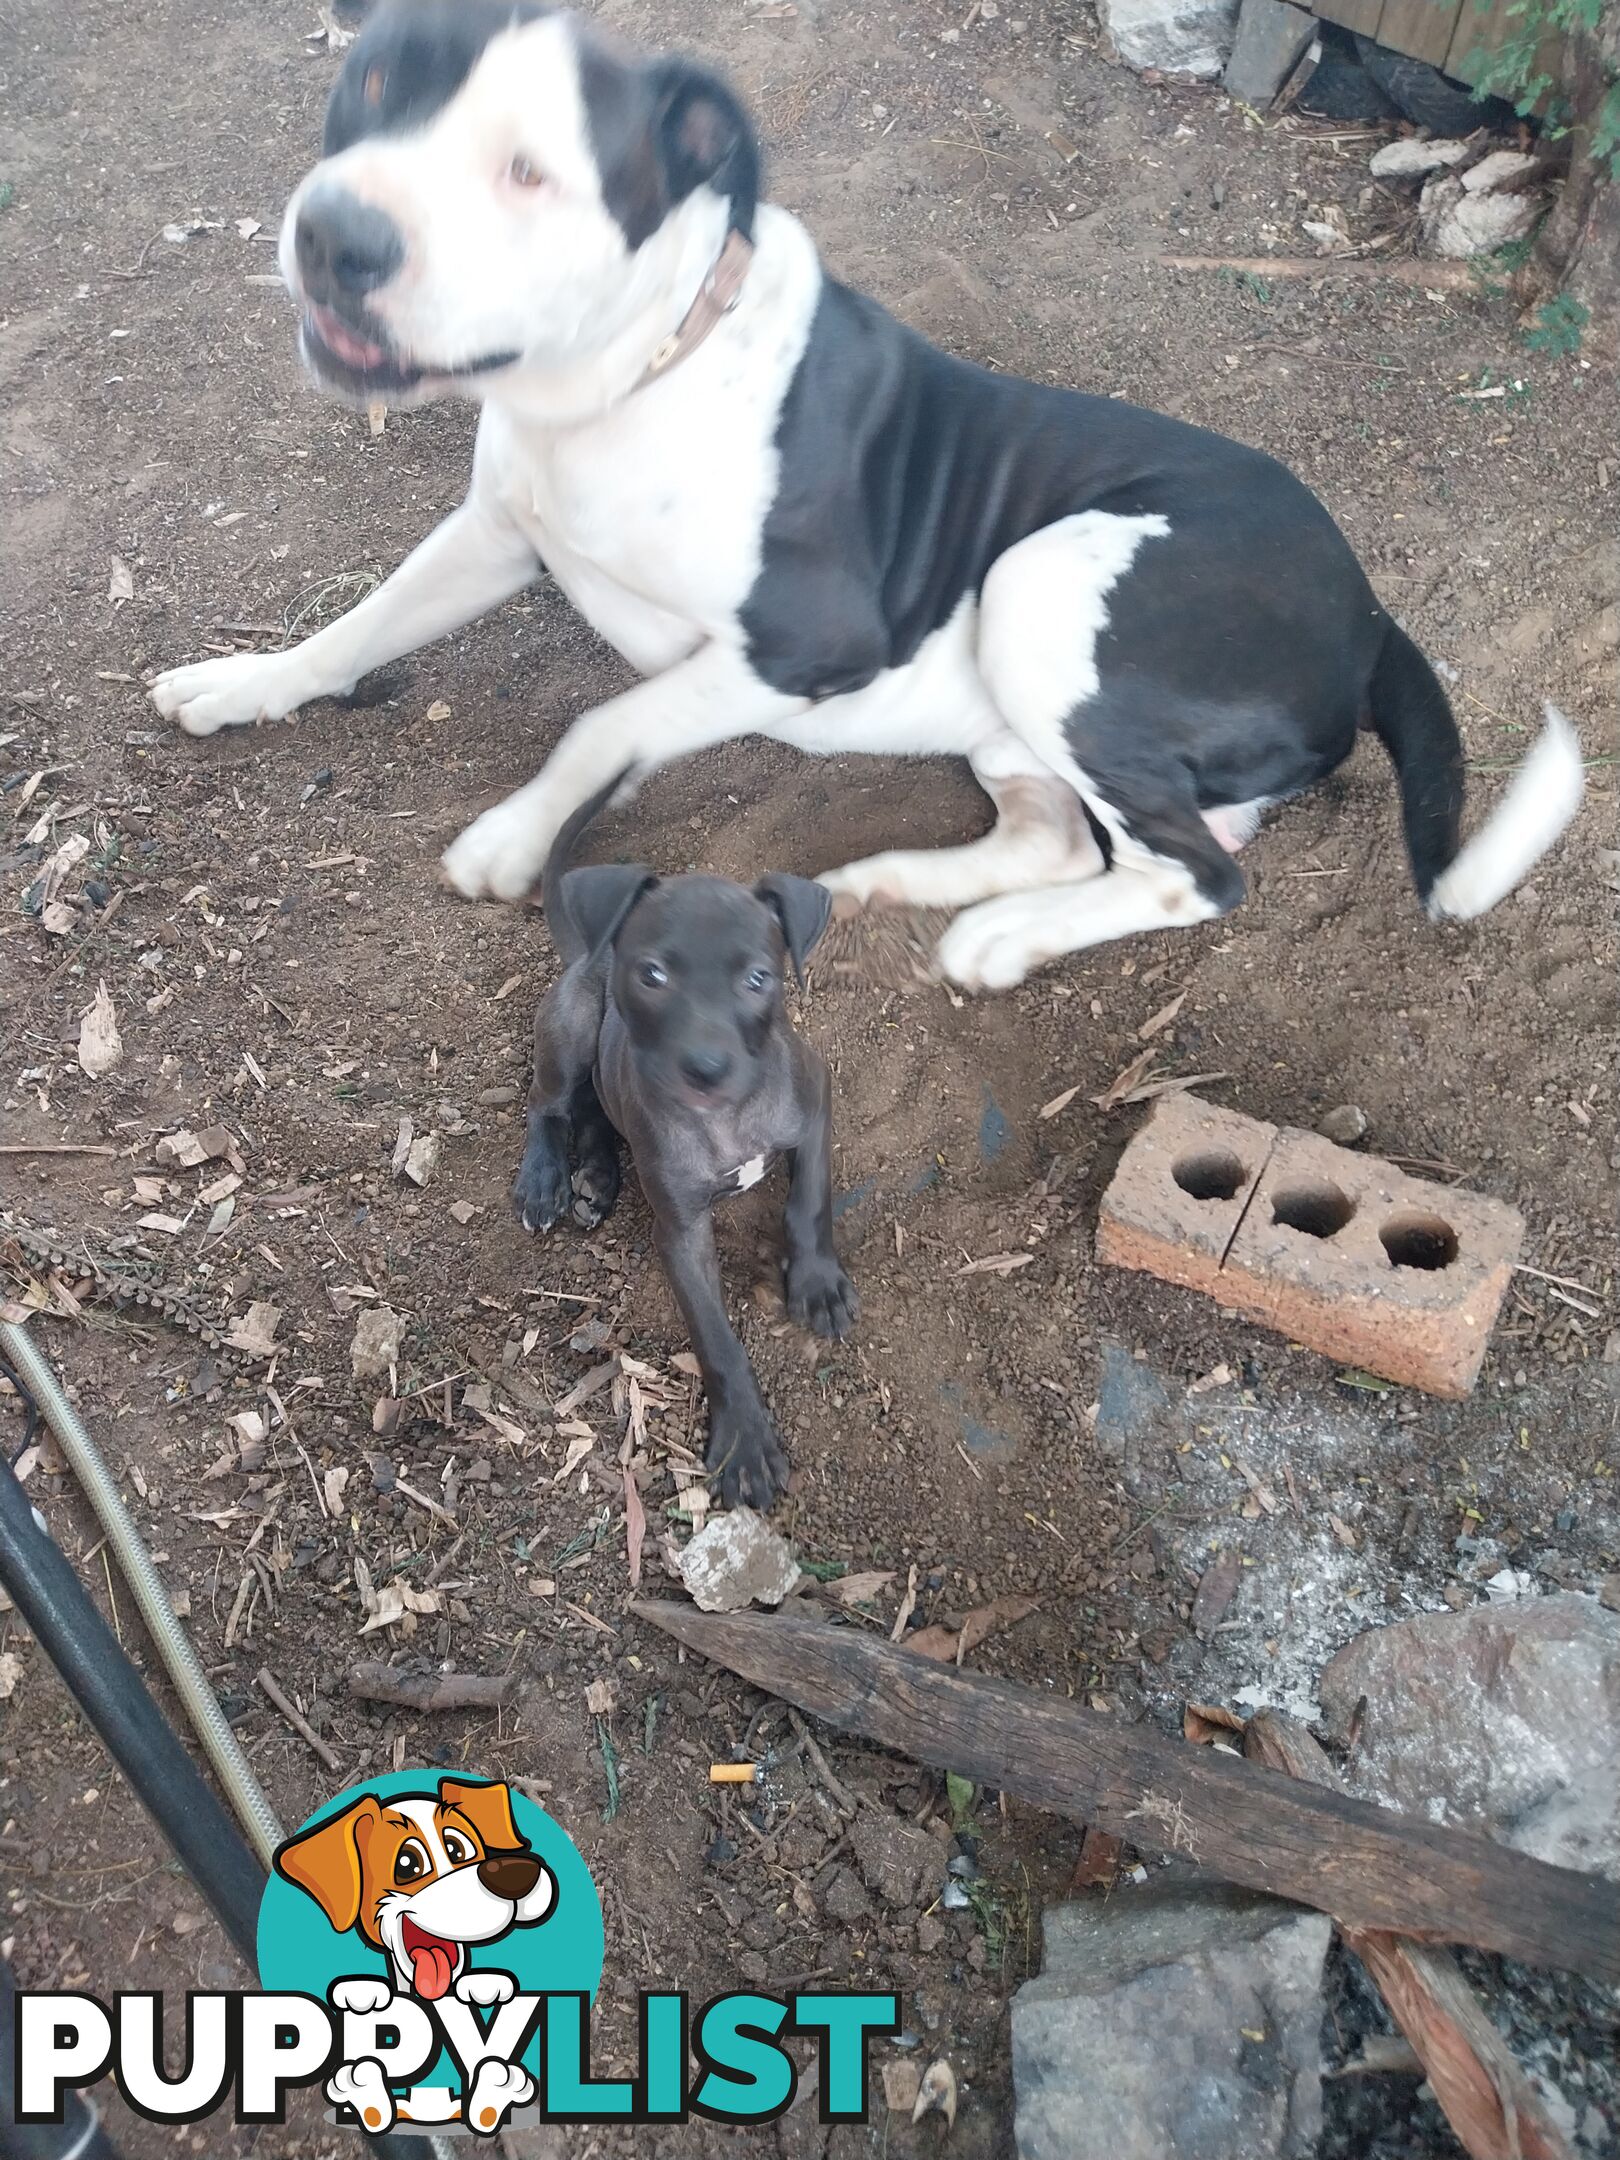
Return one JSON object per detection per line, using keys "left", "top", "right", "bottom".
{"left": 148, "top": 0, "right": 1583, "bottom": 990}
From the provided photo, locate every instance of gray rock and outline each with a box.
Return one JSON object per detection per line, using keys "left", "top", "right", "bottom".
{"left": 1320, "top": 1593, "right": 1620, "bottom": 1879}
{"left": 852, "top": 1813, "right": 944, "bottom": 1909}
{"left": 676, "top": 1508, "right": 800, "bottom": 1613}
{"left": 1369, "top": 137, "right": 1471, "bottom": 179}
{"left": 350, "top": 1303, "right": 404, "bottom": 1383}
{"left": 1421, "top": 170, "right": 1544, "bottom": 258}
{"left": 1317, "top": 1104, "right": 1369, "bottom": 1148}
{"left": 1100, "top": 0, "right": 1241, "bottom": 76}
{"left": 1014, "top": 1874, "right": 1330, "bottom": 2160}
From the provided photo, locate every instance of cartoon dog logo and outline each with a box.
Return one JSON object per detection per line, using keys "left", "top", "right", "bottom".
{"left": 274, "top": 1774, "right": 557, "bottom": 2001}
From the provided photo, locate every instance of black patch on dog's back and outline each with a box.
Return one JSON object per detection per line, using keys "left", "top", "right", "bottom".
{"left": 323, "top": 0, "right": 553, "bottom": 155}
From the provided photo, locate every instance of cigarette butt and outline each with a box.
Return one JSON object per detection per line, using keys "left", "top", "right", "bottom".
{"left": 708, "top": 1762, "right": 761, "bottom": 1784}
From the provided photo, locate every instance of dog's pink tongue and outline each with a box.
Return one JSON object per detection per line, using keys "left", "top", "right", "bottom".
{"left": 409, "top": 1939, "right": 456, "bottom": 2000}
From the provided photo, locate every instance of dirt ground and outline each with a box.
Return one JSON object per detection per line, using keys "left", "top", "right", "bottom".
{"left": 2, "top": 0, "right": 1617, "bottom": 2154}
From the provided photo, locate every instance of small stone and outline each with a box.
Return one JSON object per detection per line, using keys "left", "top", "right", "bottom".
{"left": 676, "top": 1509, "right": 800, "bottom": 1613}
{"left": 881, "top": 2058, "right": 923, "bottom": 2113}
{"left": 737, "top": 1950, "right": 768, "bottom": 1986}
{"left": 401, "top": 1133, "right": 442, "bottom": 1187}
{"left": 371, "top": 1397, "right": 402, "bottom": 1438}
{"left": 1460, "top": 148, "right": 1541, "bottom": 194}
{"left": 351, "top": 1303, "right": 404, "bottom": 1383}
{"left": 1369, "top": 137, "right": 1471, "bottom": 180}
{"left": 852, "top": 1813, "right": 943, "bottom": 1909}
{"left": 1317, "top": 1104, "right": 1368, "bottom": 1148}
{"left": 477, "top": 1083, "right": 521, "bottom": 1106}
{"left": 1098, "top": 0, "right": 1241, "bottom": 78}
{"left": 917, "top": 1912, "right": 947, "bottom": 1954}
{"left": 448, "top": 1199, "right": 477, "bottom": 1225}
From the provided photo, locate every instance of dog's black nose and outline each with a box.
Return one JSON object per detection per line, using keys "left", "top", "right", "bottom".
{"left": 295, "top": 184, "right": 403, "bottom": 302}
{"left": 478, "top": 1850, "right": 542, "bottom": 1901}
{"left": 679, "top": 1047, "right": 733, "bottom": 1091}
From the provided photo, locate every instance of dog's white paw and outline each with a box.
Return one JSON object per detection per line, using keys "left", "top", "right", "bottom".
{"left": 464, "top": 2058, "right": 534, "bottom": 2137}
{"left": 454, "top": 1967, "right": 517, "bottom": 2008}
{"left": 441, "top": 794, "right": 553, "bottom": 902}
{"left": 326, "top": 2058, "right": 397, "bottom": 2134}
{"left": 148, "top": 651, "right": 308, "bottom": 736}
{"left": 935, "top": 900, "right": 1045, "bottom": 991}
{"left": 817, "top": 857, "right": 908, "bottom": 908}
{"left": 329, "top": 1976, "right": 396, "bottom": 2016}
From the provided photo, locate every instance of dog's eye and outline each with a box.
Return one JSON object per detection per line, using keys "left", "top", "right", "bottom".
{"left": 638, "top": 959, "right": 667, "bottom": 989}
{"left": 393, "top": 1838, "right": 431, "bottom": 1885}
{"left": 744, "top": 967, "right": 772, "bottom": 994}
{"left": 363, "top": 65, "right": 387, "bottom": 106}
{"left": 508, "top": 155, "right": 546, "bottom": 191}
{"left": 443, "top": 1830, "right": 476, "bottom": 1866}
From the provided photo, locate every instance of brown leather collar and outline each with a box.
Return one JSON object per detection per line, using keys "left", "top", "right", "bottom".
{"left": 631, "top": 228, "right": 754, "bottom": 395}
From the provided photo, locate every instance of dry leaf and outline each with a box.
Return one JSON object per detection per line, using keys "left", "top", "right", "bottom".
{"left": 1184, "top": 1700, "right": 1248, "bottom": 1744}
{"left": 585, "top": 1677, "right": 618, "bottom": 1716}
{"left": 907, "top": 1624, "right": 965, "bottom": 1662}
{"left": 889, "top": 1563, "right": 919, "bottom": 1642}
{"left": 1092, "top": 1044, "right": 1158, "bottom": 1110}
{"left": 1038, "top": 1082, "right": 1081, "bottom": 1121}
{"left": 493, "top": 973, "right": 524, "bottom": 1002}
{"left": 78, "top": 981, "right": 123, "bottom": 1078}
{"left": 1069, "top": 1825, "right": 1124, "bottom": 1888}
{"left": 1328, "top": 1512, "right": 1359, "bottom": 1550}
{"left": 828, "top": 1569, "right": 896, "bottom": 1607}
{"left": 955, "top": 1250, "right": 1033, "bottom": 1278}
{"left": 108, "top": 555, "right": 135, "bottom": 604}
{"left": 323, "top": 1465, "right": 350, "bottom": 1516}
{"left": 225, "top": 1301, "right": 281, "bottom": 1358}
{"left": 912, "top": 2059, "right": 957, "bottom": 2132}
{"left": 553, "top": 1432, "right": 595, "bottom": 1484}
{"left": 624, "top": 1467, "right": 646, "bottom": 1590}
{"left": 1137, "top": 988, "right": 1188, "bottom": 1040}
{"left": 957, "top": 1591, "right": 1038, "bottom": 1659}
{"left": 424, "top": 699, "right": 451, "bottom": 723}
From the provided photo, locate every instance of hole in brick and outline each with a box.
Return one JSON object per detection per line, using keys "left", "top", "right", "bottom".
{"left": 1272, "top": 1182, "right": 1354, "bottom": 1239}
{"left": 1173, "top": 1150, "right": 1247, "bottom": 1202}
{"left": 1380, "top": 1210, "right": 1459, "bottom": 1271}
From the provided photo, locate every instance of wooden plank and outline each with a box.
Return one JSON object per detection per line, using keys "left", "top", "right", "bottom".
{"left": 633, "top": 1600, "right": 1620, "bottom": 1986}
{"left": 1312, "top": 0, "right": 1386, "bottom": 36}
{"left": 1245, "top": 1712, "right": 1576, "bottom": 2160}
{"left": 1375, "top": 0, "right": 1464, "bottom": 67}
{"left": 1445, "top": 0, "right": 1562, "bottom": 98}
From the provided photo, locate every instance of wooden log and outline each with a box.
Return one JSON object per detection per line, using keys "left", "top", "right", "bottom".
{"left": 633, "top": 1601, "right": 1620, "bottom": 1986}
{"left": 1244, "top": 1711, "right": 1575, "bottom": 2160}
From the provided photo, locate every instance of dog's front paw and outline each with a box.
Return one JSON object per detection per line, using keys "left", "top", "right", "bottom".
{"left": 148, "top": 651, "right": 307, "bottom": 737}
{"left": 464, "top": 2058, "right": 535, "bottom": 2138}
{"left": 786, "top": 1252, "right": 858, "bottom": 1341}
{"left": 706, "top": 1398, "right": 790, "bottom": 1510}
{"left": 513, "top": 1134, "right": 573, "bottom": 1234}
{"left": 330, "top": 1976, "right": 395, "bottom": 2016}
{"left": 442, "top": 795, "right": 553, "bottom": 903}
{"left": 934, "top": 896, "right": 1047, "bottom": 992}
{"left": 454, "top": 1967, "right": 516, "bottom": 2008}
{"left": 326, "top": 2059, "right": 396, "bottom": 2134}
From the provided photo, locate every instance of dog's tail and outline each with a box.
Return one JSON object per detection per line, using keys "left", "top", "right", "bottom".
{"left": 1366, "top": 621, "right": 1583, "bottom": 920}
{"left": 541, "top": 767, "right": 636, "bottom": 965}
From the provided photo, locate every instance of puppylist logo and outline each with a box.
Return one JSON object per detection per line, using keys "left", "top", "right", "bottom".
{"left": 13, "top": 1772, "right": 899, "bottom": 2137}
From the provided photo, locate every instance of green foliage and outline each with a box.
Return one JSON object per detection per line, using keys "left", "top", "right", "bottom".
{"left": 945, "top": 1771, "right": 977, "bottom": 1830}
{"left": 0, "top": 182, "right": 14, "bottom": 212}
{"left": 1466, "top": 0, "right": 1620, "bottom": 174}
{"left": 1521, "top": 292, "right": 1591, "bottom": 350}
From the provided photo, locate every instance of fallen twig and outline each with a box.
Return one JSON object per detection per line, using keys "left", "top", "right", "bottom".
{"left": 347, "top": 1661, "right": 518, "bottom": 1712}
{"left": 1161, "top": 253, "right": 1478, "bottom": 288}
{"left": 256, "top": 1666, "right": 339, "bottom": 1773}
{"left": 786, "top": 1706, "right": 860, "bottom": 1819}
{"left": 0, "top": 1144, "right": 118, "bottom": 1157}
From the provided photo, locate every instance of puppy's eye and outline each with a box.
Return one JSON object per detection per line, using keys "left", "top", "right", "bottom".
{"left": 393, "top": 1838, "right": 431, "bottom": 1885}
{"left": 508, "top": 155, "right": 546, "bottom": 190}
{"left": 745, "top": 967, "right": 772, "bottom": 993}
{"left": 363, "top": 65, "right": 387, "bottom": 106}
{"left": 443, "top": 1829, "right": 476, "bottom": 1866}
{"left": 638, "top": 959, "right": 668, "bottom": 989}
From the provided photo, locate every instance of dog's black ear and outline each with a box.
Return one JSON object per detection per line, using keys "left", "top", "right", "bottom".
{"left": 562, "top": 866, "right": 657, "bottom": 960}
{"left": 649, "top": 59, "right": 761, "bottom": 237}
{"left": 754, "top": 874, "right": 833, "bottom": 987}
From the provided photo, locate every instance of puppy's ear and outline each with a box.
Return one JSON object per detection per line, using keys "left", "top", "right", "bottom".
{"left": 649, "top": 59, "right": 760, "bottom": 236}
{"left": 440, "top": 1778, "right": 527, "bottom": 1855}
{"left": 273, "top": 1794, "right": 381, "bottom": 1934}
{"left": 754, "top": 874, "right": 833, "bottom": 987}
{"left": 561, "top": 866, "right": 657, "bottom": 960}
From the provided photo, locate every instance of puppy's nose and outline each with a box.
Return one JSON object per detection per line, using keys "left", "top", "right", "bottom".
{"left": 478, "top": 1851, "right": 542, "bottom": 1901}
{"left": 295, "top": 183, "right": 403, "bottom": 302}
{"left": 679, "top": 1047, "right": 733, "bottom": 1092}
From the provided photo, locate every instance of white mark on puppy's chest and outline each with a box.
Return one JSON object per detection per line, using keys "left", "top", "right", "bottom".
{"left": 730, "top": 1154, "right": 768, "bottom": 1191}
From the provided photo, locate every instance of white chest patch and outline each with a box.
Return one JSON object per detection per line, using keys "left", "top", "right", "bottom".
{"left": 730, "top": 1154, "right": 769, "bottom": 1192}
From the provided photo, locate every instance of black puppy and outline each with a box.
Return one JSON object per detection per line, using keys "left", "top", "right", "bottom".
{"left": 514, "top": 782, "right": 856, "bottom": 1509}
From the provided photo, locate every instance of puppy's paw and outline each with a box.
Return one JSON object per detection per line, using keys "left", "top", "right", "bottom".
{"left": 454, "top": 1967, "right": 516, "bottom": 2008}
{"left": 326, "top": 2059, "right": 396, "bottom": 2134}
{"left": 570, "top": 1153, "right": 620, "bottom": 1230}
{"left": 513, "top": 1138, "right": 573, "bottom": 1234}
{"left": 706, "top": 1399, "right": 790, "bottom": 1511}
{"left": 442, "top": 795, "right": 554, "bottom": 902}
{"left": 464, "top": 2058, "right": 535, "bottom": 2138}
{"left": 786, "top": 1252, "right": 858, "bottom": 1341}
{"left": 329, "top": 1976, "right": 395, "bottom": 2016}
{"left": 148, "top": 651, "right": 307, "bottom": 736}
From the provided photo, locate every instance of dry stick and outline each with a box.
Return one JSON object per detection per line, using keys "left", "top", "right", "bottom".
{"left": 632, "top": 1602, "right": 1620, "bottom": 1986}
{"left": 0, "top": 1144, "right": 118, "bottom": 1157}
{"left": 255, "top": 1666, "right": 339, "bottom": 1773}
{"left": 786, "top": 1706, "right": 860, "bottom": 1819}
{"left": 1244, "top": 1710, "right": 1574, "bottom": 2160}
{"left": 347, "top": 1662, "right": 518, "bottom": 1712}
{"left": 1160, "top": 253, "right": 1478, "bottom": 288}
